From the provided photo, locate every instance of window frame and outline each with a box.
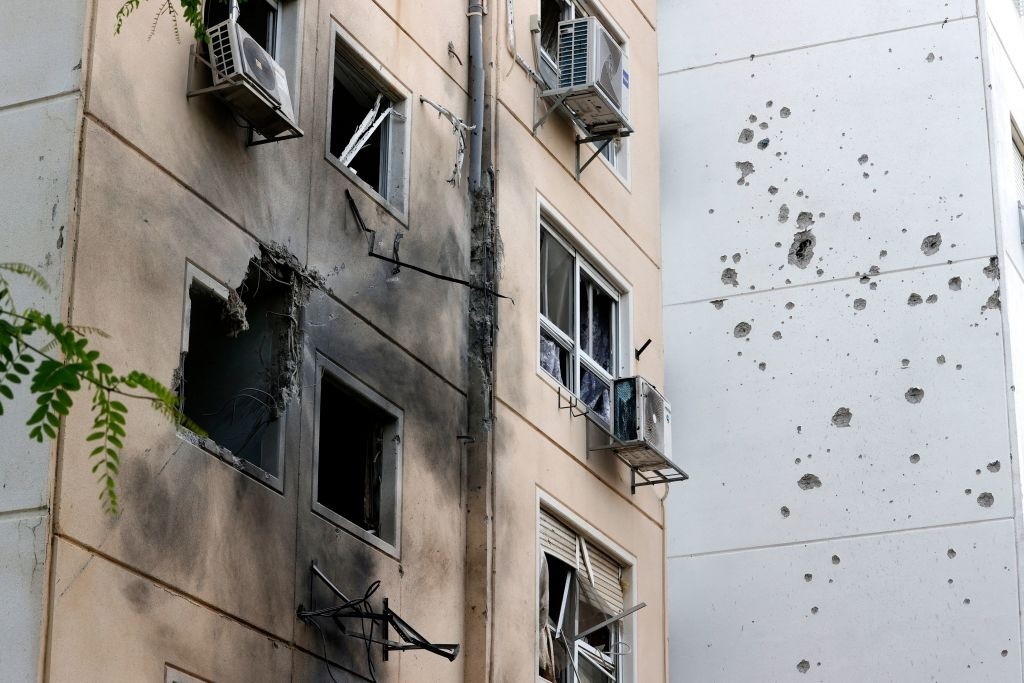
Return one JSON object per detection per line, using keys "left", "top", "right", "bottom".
{"left": 178, "top": 263, "right": 286, "bottom": 492}
{"left": 536, "top": 495, "right": 638, "bottom": 683}
{"left": 311, "top": 353, "right": 404, "bottom": 559}
{"left": 538, "top": 211, "right": 630, "bottom": 425}
{"left": 326, "top": 22, "right": 412, "bottom": 223}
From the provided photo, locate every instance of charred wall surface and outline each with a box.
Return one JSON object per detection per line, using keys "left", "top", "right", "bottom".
{"left": 660, "top": 0, "right": 1024, "bottom": 679}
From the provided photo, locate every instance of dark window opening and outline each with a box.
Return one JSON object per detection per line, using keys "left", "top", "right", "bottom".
{"left": 205, "top": 0, "right": 278, "bottom": 56}
{"left": 330, "top": 47, "right": 394, "bottom": 197}
{"left": 180, "top": 268, "right": 291, "bottom": 478}
{"left": 540, "top": 0, "right": 566, "bottom": 61}
{"left": 316, "top": 372, "right": 398, "bottom": 537}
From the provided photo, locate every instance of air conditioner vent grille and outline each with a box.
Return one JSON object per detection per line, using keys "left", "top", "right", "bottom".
{"left": 208, "top": 22, "right": 235, "bottom": 79}
{"left": 557, "top": 19, "right": 590, "bottom": 88}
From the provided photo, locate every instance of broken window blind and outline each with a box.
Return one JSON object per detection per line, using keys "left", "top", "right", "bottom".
{"left": 539, "top": 509, "right": 577, "bottom": 567}
{"left": 579, "top": 540, "right": 625, "bottom": 614}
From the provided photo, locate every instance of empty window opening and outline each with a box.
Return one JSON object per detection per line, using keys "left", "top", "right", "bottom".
{"left": 539, "top": 0, "right": 586, "bottom": 63}
{"left": 205, "top": 0, "right": 279, "bottom": 55}
{"left": 539, "top": 509, "right": 633, "bottom": 683}
{"left": 539, "top": 225, "right": 620, "bottom": 425}
{"left": 314, "top": 360, "right": 402, "bottom": 554}
{"left": 180, "top": 256, "right": 304, "bottom": 484}
{"left": 328, "top": 38, "right": 410, "bottom": 210}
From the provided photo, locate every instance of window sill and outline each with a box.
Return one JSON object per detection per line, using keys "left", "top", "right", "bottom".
{"left": 176, "top": 427, "right": 284, "bottom": 493}
{"left": 312, "top": 502, "right": 401, "bottom": 560}
{"left": 324, "top": 153, "right": 409, "bottom": 227}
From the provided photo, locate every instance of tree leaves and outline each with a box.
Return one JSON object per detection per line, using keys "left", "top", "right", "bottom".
{"left": 115, "top": 0, "right": 228, "bottom": 42}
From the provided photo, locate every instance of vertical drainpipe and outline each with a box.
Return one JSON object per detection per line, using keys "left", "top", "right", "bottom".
{"left": 465, "top": 1, "right": 496, "bottom": 682}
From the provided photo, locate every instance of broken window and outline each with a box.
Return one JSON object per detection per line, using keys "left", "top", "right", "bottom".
{"left": 313, "top": 357, "right": 402, "bottom": 556}
{"left": 539, "top": 224, "right": 620, "bottom": 425}
{"left": 328, "top": 31, "right": 409, "bottom": 213}
{"left": 539, "top": 509, "right": 635, "bottom": 683}
{"left": 179, "top": 255, "right": 306, "bottom": 488}
{"left": 205, "top": 0, "right": 280, "bottom": 56}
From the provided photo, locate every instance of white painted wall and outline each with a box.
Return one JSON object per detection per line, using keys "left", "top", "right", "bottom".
{"left": 0, "top": 0, "right": 87, "bottom": 678}
{"left": 660, "top": 0, "right": 1024, "bottom": 679}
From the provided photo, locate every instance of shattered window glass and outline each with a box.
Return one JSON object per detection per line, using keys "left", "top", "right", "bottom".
{"left": 580, "top": 368, "right": 611, "bottom": 425}
{"left": 541, "top": 329, "right": 571, "bottom": 389}
{"left": 541, "top": 230, "right": 574, "bottom": 338}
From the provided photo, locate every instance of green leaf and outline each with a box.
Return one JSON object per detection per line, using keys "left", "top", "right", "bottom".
{"left": 0, "top": 385, "right": 12, "bottom": 400}
{"left": 27, "top": 404, "right": 48, "bottom": 426}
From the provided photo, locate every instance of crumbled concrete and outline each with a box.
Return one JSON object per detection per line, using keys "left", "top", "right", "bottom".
{"left": 908, "top": 293, "right": 923, "bottom": 306}
{"left": 721, "top": 268, "right": 739, "bottom": 287}
{"left": 780, "top": 506, "right": 791, "bottom": 518}
{"left": 778, "top": 204, "right": 790, "bottom": 223}
{"left": 735, "top": 161, "right": 755, "bottom": 185}
{"left": 853, "top": 298, "right": 866, "bottom": 310}
{"left": 711, "top": 299, "right": 726, "bottom": 310}
{"left": 788, "top": 230, "right": 816, "bottom": 269}
{"left": 780, "top": 107, "right": 791, "bottom": 118}
{"left": 734, "top": 322, "right": 752, "bottom": 338}
{"left": 831, "top": 407, "right": 852, "bottom": 427}
{"left": 796, "top": 212, "right": 815, "bottom": 231}
{"left": 757, "top": 138, "right": 770, "bottom": 150}
{"left": 977, "top": 492, "right": 994, "bottom": 508}
{"left": 926, "top": 294, "right": 938, "bottom": 304}
{"left": 948, "top": 277, "right": 961, "bottom": 291}
{"left": 798, "top": 474, "right": 822, "bottom": 490}
{"left": 981, "top": 289, "right": 1000, "bottom": 313}
{"left": 987, "top": 461, "right": 1001, "bottom": 473}
{"left": 983, "top": 256, "right": 1000, "bottom": 280}
{"left": 905, "top": 387, "right": 924, "bottom": 404}
{"left": 858, "top": 154, "right": 869, "bottom": 165}
{"left": 921, "top": 233, "right": 942, "bottom": 256}
{"left": 910, "top": 454, "right": 921, "bottom": 464}
{"left": 738, "top": 129, "right": 754, "bottom": 143}
{"left": 768, "top": 185, "right": 779, "bottom": 195}
{"left": 797, "top": 660, "right": 810, "bottom": 673}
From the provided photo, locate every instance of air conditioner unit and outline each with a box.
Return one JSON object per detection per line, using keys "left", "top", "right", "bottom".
{"left": 206, "top": 20, "right": 301, "bottom": 139}
{"left": 612, "top": 377, "right": 671, "bottom": 470}
{"left": 553, "top": 16, "right": 630, "bottom": 135}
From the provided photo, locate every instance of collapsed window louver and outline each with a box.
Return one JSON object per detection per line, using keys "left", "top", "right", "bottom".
{"left": 539, "top": 225, "right": 619, "bottom": 424}
{"left": 539, "top": 509, "right": 632, "bottom": 683}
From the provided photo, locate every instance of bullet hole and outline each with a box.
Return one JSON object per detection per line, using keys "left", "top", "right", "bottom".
{"left": 711, "top": 299, "right": 725, "bottom": 310}
{"left": 921, "top": 232, "right": 942, "bottom": 255}
{"left": 905, "top": 387, "right": 924, "bottom": 404}
{"left": 788, "top": 230, "right": 816, "bottom": 269}
{"left": 785, "top": 302, "right": 795, "bottom": 310}
{"left": 796, "top": 426, "right": 802, "bottom": 434}
{"left": 977, "top": 492, "right": 994, "bottom": 507}
{"left": 982, "top": 289, "right": 1000, "bottom": 313}
{"left": 734, "top": 322, "right": 752, "bottom": 338}
{"left": 778, "top": 204, "right": 790, "bottom": 223}
{"left": 735, "top": 161, "right": 755, "bottom": 184}
{"left": 811, "top": 606, "right": 818, "bottom": 614}
{"left": 816, "top": 268, "right": 824, "bottom": 276}
{"left": 908, "top": 293, "right": 923, "bottom": 306}
{"left": 749, "top": 114, "right": 757, "bottom": 123}
{"left": 798, "top": 473, "right": 822, "bottom": 490}
{"left": 732, "top": 253, "right": 742, "bottom": 263}
{"left": 963, "top": 598, "right": 971, "bottom": 605}
{"left": 797, "top": 660, "right": 810, "bottom": 673}
{"left": 949, "top": 277, "right": 961, "bottom": 291}
{"left": 869, "top": 282, "right": 878, "bottom": 290}
{"left": 738, "top": 128, "right": 754, "bottom": 143}
{"left": 937, "top": 355, "right": 946, "bottom": 365}
{"left": 832, "top": 407, "right": 852, "bottom": 428}
{"left": 868, "top": 265, "right": 880, "bottom": 276}
{"left": 976, "top": 469, "right": 981, "bottom": 475}
{"left": 758, "top": 362, "right": 767, "bottom": 371}
{"left": 858, "top": 154, "right": 869, "bottom": 165}
{"left": 780, "top": 107, "right": 791, "bottom": 118}
{"left": 965, "top": 489, "right": 972, "bottom": 495}
{"left": 853, "top": 298, "right": 866, "bottom": 310}
{"left": 804, "top": 573, "right": 813, "bottom": 582}
{"left": 910, "top": 454, "right": 920, "bottom": 464}
{"left": 983, "top": 256, "right": 1000, "bottom": 280}
{"left": 720, "top": 255, "right": 727, "bottom": 262}
{"left": 708, "top": 208, "right": 715, "bottom": 214}
{"left": 926, "top": 52, "right": 936, "bottom": 62}
{"left": 901, "top": 359, "right": 910, "bottom": 368}
{"left": 948, "top": 579, "right": 953, "bottom": 584}
{"left": 773, "top": 331, "right": 782, "bottom": 340}
{"left": 860, "top": 275, "right": 871, "bottom": 285}
{"left": 768, "top": 185, "right": 779, "bottom": 195}
{"left": 987, "top": 461, "right": 1001, "bottom": 472}
{"left": 879, "top": 250, "right": 888, "bottom": 258}
{"left": 863, "top": 172, "right": 870, "bottom": 179}
{"left": 956, "top": 364, "right": 963, "bottom": 370}
{"left": 852, "top": 212, "right": 861, "bottom": 222}
{"left": 781, "top": 506, "right": 791, "bottom": 517}
{"left": 948, "top": 548, "right": 957, "bottom": 559}
{"left": 1002, "top": 650, "right": 1009, "bottom": 657}
{"left": 759, "top": 122, "right": 769, "bottom": 130}
{"left": 775, "top": 242, "right": 782, "bottom": 247}
{"left": 722, "top": 268, "right": 739, "bottom": 287}
{"left": 796, "top": 211, "right": 815, "bottom": 230}
{"left": 832, "top": 555, "right": 840, "bottom": 565}
{"left": 766, "top": 100, "right": 774, "bottom": 107}
{"left": 757, "top": 138, "right": 770, "bottom": 150}
{"left": 926, "top": 294, "right": 938, "bottom": 304}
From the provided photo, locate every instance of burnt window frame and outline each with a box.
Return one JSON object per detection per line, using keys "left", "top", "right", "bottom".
{"left": 311, "top": 353, "right": 404, "bottom": 558}
{"left": 538, "top": 219, "right": 625, "bottom": 426}
{"left": 178, "top": 264, "right": 287, "bottom": 492}
{"left": 326, "top": 22, "right": 412, "bottom": 222}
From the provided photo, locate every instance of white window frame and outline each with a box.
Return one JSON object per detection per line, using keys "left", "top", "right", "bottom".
{"left": 536, "top": 492, "right": 638, "bottom": 683}
{"left": 537, "top": 203, "right": 632, "bottom": 423}
{"left": 311, "top": 353, "right": 404, "bottom": 559}
{"left": 326, "top": 21, "right": 412, "bottom": 223}
{"left": 587, "top": 0, "right": 630, "bottom": 184}
{"left": 178, "top": 263, "right": 285, "bottom": 492}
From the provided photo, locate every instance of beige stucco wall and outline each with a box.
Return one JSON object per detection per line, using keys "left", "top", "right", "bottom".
{"left": 489, "top": 0, "right": 668, "bottom": 681}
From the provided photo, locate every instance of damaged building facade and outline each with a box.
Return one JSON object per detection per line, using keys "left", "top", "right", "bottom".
{"left": 661, "top": 0, "right": 1024, "bottom": 679}
{"left": 1, "top": 0, "right": 673, "bottom": 680}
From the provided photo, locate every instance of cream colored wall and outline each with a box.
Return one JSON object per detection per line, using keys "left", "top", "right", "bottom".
{"left": 490, "top": 0, "right": 668, "bottom": 680}
{"left": 48, "top": 0, "right": 473, "bottom": 680}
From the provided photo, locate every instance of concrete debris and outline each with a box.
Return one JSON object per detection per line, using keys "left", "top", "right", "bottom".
{"left": 795, "top": 212, "right": 815, "bottom": 231}
{"left": 735, "top": 161, "right": 755, "bottom": 185}
{"left": 981, "top": 289, "right": 1000, "bottom": 313}
{"left": 983, "top": 256, "right": 1000, "bottom": 280}
{"left": 788, "top": 230, "right": 816, "bottom": 268}
{"left": 722, "top": 268, "right": 739, "bottom": 287}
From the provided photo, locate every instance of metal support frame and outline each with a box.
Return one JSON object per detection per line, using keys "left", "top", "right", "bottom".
{"left": 185, "top": 44, "right": 302, "bottom": 147}
{"left": 298, "top": 562, "right": 460, "bottom": 664}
